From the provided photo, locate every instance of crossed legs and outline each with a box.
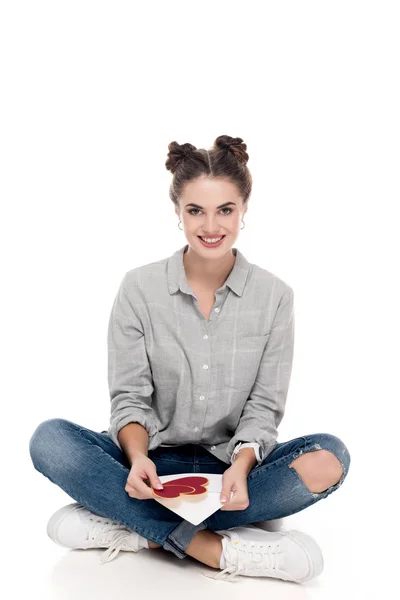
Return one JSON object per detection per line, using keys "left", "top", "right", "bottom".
{"left": 148, "top": 449, "right": 344, "bottom": 568}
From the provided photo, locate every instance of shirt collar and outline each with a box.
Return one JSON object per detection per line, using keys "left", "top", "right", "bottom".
{"left": 167, "top": 243, "right": 251, "bottom": 297}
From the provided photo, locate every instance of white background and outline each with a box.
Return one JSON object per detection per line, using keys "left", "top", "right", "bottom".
{"left": 1, "top": 1, "right": 398, "bottom": 598}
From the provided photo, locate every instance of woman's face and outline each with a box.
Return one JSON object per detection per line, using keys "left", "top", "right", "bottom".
{"left": 175, "top": 176, "right": 247, "bottom": 254}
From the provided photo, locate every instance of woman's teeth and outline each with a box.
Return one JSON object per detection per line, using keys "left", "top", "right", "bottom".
{"left": 200, "top": 236, "right": 222, "bottom": 243}
{"left": 198, "top": 235, "right": 225, "bottom": 247}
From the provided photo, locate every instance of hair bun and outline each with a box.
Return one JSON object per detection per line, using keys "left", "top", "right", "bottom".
{"left": 165, "top": 141, "right": 198, "bottom": 173}
{"left": 214, "top": 135, "right": 249, "bottom": 165}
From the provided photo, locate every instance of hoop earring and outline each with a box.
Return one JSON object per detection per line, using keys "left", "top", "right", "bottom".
{"left": 178, "top": 221, "right": 183, "bottom": 230}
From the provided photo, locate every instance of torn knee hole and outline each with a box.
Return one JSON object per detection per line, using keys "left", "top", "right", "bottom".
{"left": 289, "top": 449, "right": 344, "bottom": 492}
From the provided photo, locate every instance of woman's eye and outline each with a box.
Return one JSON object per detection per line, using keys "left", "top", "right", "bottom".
{"left": 188, "top": 208, "right": 233, "bottom": 216}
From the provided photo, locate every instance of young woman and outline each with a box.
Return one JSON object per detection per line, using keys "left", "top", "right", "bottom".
{"left": 29, "top": 135, "right": 351, "bottom": 583}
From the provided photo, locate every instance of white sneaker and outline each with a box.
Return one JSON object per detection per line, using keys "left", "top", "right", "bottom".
{"left": 204, "top": 524, "right": 324, "bottom": 583}
{"left": 46, "top": 502, "right": 146, "bottom": 564}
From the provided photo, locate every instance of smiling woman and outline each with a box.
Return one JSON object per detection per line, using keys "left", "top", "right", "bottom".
{"left": 28, "top": 134, "right": 350, "bottom": 585}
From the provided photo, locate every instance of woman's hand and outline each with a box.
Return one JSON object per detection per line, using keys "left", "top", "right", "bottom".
{"left": 219, "top": 462, "right": 250, "bottom": 511}
{"left": 125, "top": 454, "right": 164, "bottom": 500}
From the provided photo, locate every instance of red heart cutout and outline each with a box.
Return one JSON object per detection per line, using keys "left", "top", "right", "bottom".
{"left": 152, "top": 476, "right": 209, "bottom": 499}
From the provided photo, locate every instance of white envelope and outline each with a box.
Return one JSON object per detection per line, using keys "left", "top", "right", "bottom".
{"left": 151, "top": 472, "right": 233, "bottom": 525}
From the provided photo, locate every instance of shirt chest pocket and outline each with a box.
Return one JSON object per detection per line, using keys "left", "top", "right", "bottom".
{"left": 224, "top": 334, "right": 269, "bottom": 392}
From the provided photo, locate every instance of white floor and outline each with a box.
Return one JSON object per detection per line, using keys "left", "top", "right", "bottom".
{"left": 19, "top": 465, "right": 383, "bottom": 600}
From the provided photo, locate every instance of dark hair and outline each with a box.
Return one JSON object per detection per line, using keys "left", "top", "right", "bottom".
{"left": 166, "top": 135, "right": 252, "bottom": 206}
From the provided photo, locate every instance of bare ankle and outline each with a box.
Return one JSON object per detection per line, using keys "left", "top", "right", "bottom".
{"left": 148, "top": 540, "right": 161, "bottom": 548}
{"left": 185, "top": 530, "right": 223, "bottom": 568}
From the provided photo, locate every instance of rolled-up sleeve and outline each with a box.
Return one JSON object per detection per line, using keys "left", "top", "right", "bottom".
{"left": 226, "top": 287, "right": 295, "bottom": 464}
{"left": 107, "top": 273, "right": 160, "bottom": 451}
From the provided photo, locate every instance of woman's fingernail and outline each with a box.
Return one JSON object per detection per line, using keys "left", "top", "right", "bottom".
{"left": 221, "top": 496, "right": 227, "bottom": 503}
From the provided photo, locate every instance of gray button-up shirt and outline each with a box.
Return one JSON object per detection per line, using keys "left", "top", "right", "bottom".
{"left": 107, "top": 244, "right": 295, "bottom": 466}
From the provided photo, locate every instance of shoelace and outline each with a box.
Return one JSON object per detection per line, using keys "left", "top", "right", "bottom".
{"left": 85, "top": 514, "right": 138, "bottom": 564}
{"left": 203, "top": 540, "right": 281, "bottom": 582}
{"left": 100, "top": 530, "right": 137, "bottom": 564}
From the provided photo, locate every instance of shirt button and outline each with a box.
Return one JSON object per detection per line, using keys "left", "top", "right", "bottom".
{"left": 203, "top": 364, "right": 208, "bottom": 369}
{"left": 203, "top": 334, "right": 208, "bottom": 339}
{"left": 214, "top": 307, "right": 220, "bottom": 313}
{"left": 211, "top": 445, "right": 216, "bottom": 450}
{"left": 199, "top": 395, "right": 205, "bottom": 400}
{"left": 194, "top": 427, "right": 199, "bottom": 432}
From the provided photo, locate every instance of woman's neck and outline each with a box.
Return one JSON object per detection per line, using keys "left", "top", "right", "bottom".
{"left": 183, "top": 246, "right": 236, "bottom": 290}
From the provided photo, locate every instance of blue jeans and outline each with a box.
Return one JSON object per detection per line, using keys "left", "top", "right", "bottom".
{"left": 29, "top": 418, "right": 351, "bottom": 560}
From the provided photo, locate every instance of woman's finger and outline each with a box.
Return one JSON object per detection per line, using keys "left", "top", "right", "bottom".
{"left": 220, "top": 492, "right": 250, "bottom": 511}
{"left": 126, "top": 476, "right": 154, "bottom": 498}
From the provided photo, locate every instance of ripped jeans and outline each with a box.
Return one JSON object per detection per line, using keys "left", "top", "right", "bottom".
{"left": 29, "top": 419, "right": 351, "bottom": 560}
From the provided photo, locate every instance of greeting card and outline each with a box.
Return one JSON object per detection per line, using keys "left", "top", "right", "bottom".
{"left": 150, "top": 473, "right": 233, "bottom": 525}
